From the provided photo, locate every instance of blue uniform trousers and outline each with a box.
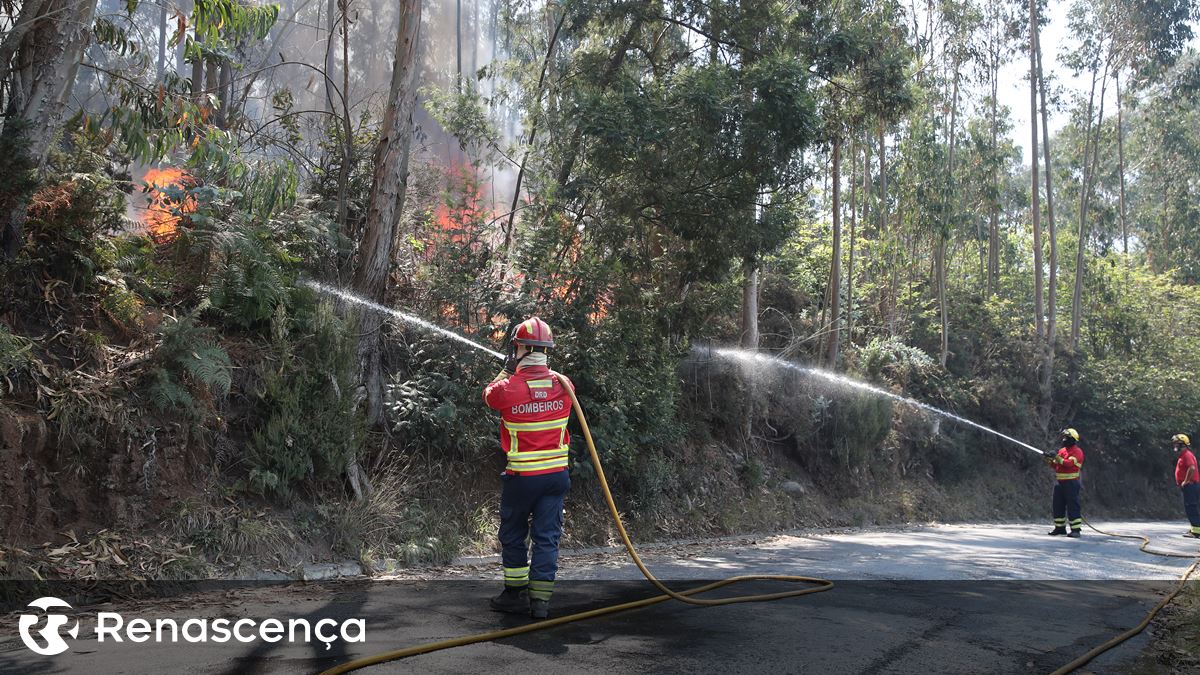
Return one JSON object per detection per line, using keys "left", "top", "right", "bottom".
{"left": 499, "top": 470, "right": 570, "bottom": 600}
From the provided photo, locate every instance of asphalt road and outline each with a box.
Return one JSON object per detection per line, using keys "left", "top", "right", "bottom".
{"left": 2, "top": 521, "right": 1197, "bottom": 674}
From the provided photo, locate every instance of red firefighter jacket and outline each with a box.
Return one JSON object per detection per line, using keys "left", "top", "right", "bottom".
{"left": 483, "top": 365, "right": 573, "bottom": 476}
{"left": 1051, "top": 445, "right": 1084, "bottom": 481}
{"left": 1176, "top": 448, "right": 1198, "bottom": 487}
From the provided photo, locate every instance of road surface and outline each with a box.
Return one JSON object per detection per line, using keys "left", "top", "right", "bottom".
{"left": 1, "top": 521, "right": 1196, "bottom": 674}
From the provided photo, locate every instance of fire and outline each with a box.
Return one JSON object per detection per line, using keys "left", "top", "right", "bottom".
{"left": 140, "top": 167, "right": 195, "bottom": 242}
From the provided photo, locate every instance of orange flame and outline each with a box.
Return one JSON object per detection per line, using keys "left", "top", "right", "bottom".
{"left": 140, "top": 167, "right": 195, "bottom": 242}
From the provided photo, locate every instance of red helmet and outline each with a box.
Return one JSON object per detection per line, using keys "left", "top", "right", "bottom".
{"left": 512, "top": 317, "right": 554, "bottom": 349}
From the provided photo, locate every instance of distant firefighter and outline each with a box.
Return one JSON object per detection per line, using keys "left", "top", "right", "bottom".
{"left": 1172, "top": 434, "right": 1200, "bottom": 539}
{"left": 1044, "top": 428, "right": 1084, "bottom": 538}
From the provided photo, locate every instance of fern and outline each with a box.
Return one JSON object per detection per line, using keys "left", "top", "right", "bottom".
{"left": 143, "top": 308, "right": 231, "bottom": 416}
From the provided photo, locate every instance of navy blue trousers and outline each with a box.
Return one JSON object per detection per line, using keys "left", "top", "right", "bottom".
{"left": 1182, "top": 483, "right": 1200, "bottom": 530}
{"left": 499, "top": 471, "right": 570, "bottom": 598}
{"left": 1052, "top": 479, "right": 1082, "bottom": 530}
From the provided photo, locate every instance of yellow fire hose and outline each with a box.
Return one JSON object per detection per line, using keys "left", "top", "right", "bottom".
{"left": 1046, "top": 519, "right": 1200, "bottom": 675}
{"left": 319, "top": 370, "right": 1200, "bottom": 674}
{"left": 318, "top": 373, "right": 833, "bottom": 674}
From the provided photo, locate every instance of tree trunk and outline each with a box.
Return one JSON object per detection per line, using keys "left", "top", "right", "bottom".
{"left": 879, "top": 122, "right": 895, "bottom": 335}
{"left": 157, "top": 3, "right": 168, "bottom": 82}
{"left": 826, "top": 140, "right": 842, "bottom": 368}
{"left": 1, "top": 0, "right": 97, "bottom": 259}
{"left": 740, "top": 256, "right": 759, "bottom": 350}
{"left": 334, "top": 0, "right": 354, "bottom": 256}
{"left": 217, "top": 60, "right": 232, "bottom": 128}
{"left": 1029, "top": 0, "right": 1044, "bottom": 342}
{"left": 942, "top": 62, "right": 960, "bottom": 369}
{"left": 352, "top": 0, "right": 423, "bottom": 427}
{"left": 1116, "top": 70, "right": 1129, "bottom": 257}
{"left": 455, "top": 0, "right": 463, "bottom": 91}
{"left": 848, "top": 137, "right": 858, "bottom": 346}
{"left": 1072, "top": 55, "right": 1110, "bottom": 353}
{"left": 326, "top": 0, "right": 338, "bottom": 112}
{"left": 988, "top": 44, "right": 1000, "bottom": 297}
{"left": 1035, "top": 14, "right": 1057, "bottom": 423}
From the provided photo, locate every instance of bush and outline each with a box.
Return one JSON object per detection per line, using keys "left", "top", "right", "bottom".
{"left": 243, "top": 300, "right": 362, "bottom": 497}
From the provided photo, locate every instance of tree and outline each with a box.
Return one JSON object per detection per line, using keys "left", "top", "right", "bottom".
{"left": 352, "top": 0, "right": 422, "bottom": 430}
{"left": 0, "top": 0, "right": 99, "bottom": 258}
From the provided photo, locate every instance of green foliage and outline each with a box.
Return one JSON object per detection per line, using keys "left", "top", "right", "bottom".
{"left": 0, "top": 323, "right": 33, "bottom": 389}
{"left": 857, "top": 337, "right": 935, "bottom": 389}
{"left": 145, "top": 306, "right": 232, "bottom": 417}
{"left": 244, "top": 301, "right": 362, "bottom": 498}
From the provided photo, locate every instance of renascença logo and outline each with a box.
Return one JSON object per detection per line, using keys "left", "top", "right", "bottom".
{"left": 16, "top": 595, "right": 366, "bottom": 655}
{"left": 19, "top": 597, "right": 80, "bottom": 656}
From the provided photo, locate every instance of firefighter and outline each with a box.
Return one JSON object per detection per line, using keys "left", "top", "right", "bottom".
{"left": 483, "top": 317, "right": 572, "bottom": 620}
{"left": 1172, "top": 434, "right": 1200, "bottom": 539}
{"left": 1045, "top": 428, "right": 1085, "bottom": 538}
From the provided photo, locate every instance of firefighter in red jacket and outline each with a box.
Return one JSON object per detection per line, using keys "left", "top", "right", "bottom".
{"left": 1045, "top": 428, "right": 1085, "bottom": 538}
{"left": 483, "top": 317, "right": 572, "bottom": 619}
{"left": 1172, "top": 434, "right": 1200, "bottom": 538}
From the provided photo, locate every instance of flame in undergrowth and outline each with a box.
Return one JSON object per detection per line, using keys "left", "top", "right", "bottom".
{"left": 140, "top": 167, "right": 195, "bottom": 242}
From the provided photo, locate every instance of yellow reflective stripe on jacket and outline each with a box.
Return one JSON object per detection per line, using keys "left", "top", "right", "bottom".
{"left": 504, "top": 416, "right": 570, "bottom": 432}
{"left": 507, "top": 457, "right": 569, "bottom": 472}
{"left": 527, "top": 379, "right": 554, "bottom": 388}
{"left": 507, "top": 447, "right": 569, "bottom": 460}
{"left": 1057, "top": 472, "right": 1080, "bottom": 480}
{"left": 506, "top": 447, "right": 569, "bottom": 472}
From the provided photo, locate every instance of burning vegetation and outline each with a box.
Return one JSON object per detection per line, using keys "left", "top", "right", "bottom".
{"left": 139, "top": 167, "right": 195, "bottom": 242}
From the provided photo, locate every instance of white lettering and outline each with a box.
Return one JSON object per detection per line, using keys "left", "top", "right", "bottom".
{"left": 126, "top": 619, "right": 151, "bottom": 643}
{"left": 234, "top": 618, "right": 256, "bottom": 643}
{"left": 210, "top": 619, "right": 231, "bottom": 643}
{"left": 288, "top": 618, "right": 311, "bottom": 643}
{"left": 156, "top": 619, "right": 178, "bottom": 642}
{"left": 510, "top": 400, "right": 566, "bottom": 415}
{"left": 96, "top": 612, "right": 123, "bottom": 642}
{"left": 341, "top": 619, "right": 366, "bottom": 643}
{"left": 314, "top": 619, "right": 338, "bottom": 651}
{"left": 260, "top": 619, "right": 284, "bottom": 642}
{"left": 182, "top": 619, "right": 207, "bottom": 642}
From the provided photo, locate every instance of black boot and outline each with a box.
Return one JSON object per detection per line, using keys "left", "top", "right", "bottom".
{"left": 489, "top": 587, "right": 529, "bottom": 614}
{"left": 1047, "top": 527, "right": 1067, "bottom": 536}
{"left": 1066, "top": 529, "right": 1081, "bottom": 538}
{"left": 530, "top": 598, "right": 550, "bottom": 620}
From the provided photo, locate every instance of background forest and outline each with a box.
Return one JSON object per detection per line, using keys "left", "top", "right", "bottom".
{"left": 2, "top": 0, "right": 1199, "bottom": 578}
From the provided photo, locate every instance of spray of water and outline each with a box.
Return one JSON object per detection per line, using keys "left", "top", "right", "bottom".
{"left": 709, "top": 347, "right": 1045, "bottom": 456}
{"left": 303, "top": 280, "right": 505, "bottom": 360}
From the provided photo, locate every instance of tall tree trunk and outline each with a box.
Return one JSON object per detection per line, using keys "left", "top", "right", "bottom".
{"left": 988, "top": 44, "right": 1000, "bottom": 297}
{"left": 1, "top": 0, "right": 97, "bottom": 259}
{"left": 455, "top": 0, "right": 463, "bottom": 91}
{"left": 334, "top": 0, "right": 354, "bottom": 257}
{"left": 740, "top": 256, "right": 759, "bottom": 350}
{"left": 1072, "top": 55, "right": 1110, "bottom": 353}
{"left": 217, "top": 61, "right": 232, "bottom": 128}
{"left": 848, "top": 137, "right": 858, "bottom": 346}
{"left": 879, "top": 122, "right": 895, "bottom": 335}
{"left": 1115, "top": 70, "right": 1129, "bottom": 257}
{"left": 157, "top": 3, "right": 168, "bottom": 82}
{"left": 942, "top": 61, "right": 960, "bottom": 369}
{"left": 1035, "top": 14, "right": 1057, "bottom": 423}
{"left": 353, "top": 0, "right": 423, "bottom": 427}
{"left": 1029, "top": 0, "right": 1045, "bottom": 343}
{"left": 325, "top": 0, "right": 338, "bottom": 113}
{"left": 826, "top": 140, "right": 842, "bottom": 368}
